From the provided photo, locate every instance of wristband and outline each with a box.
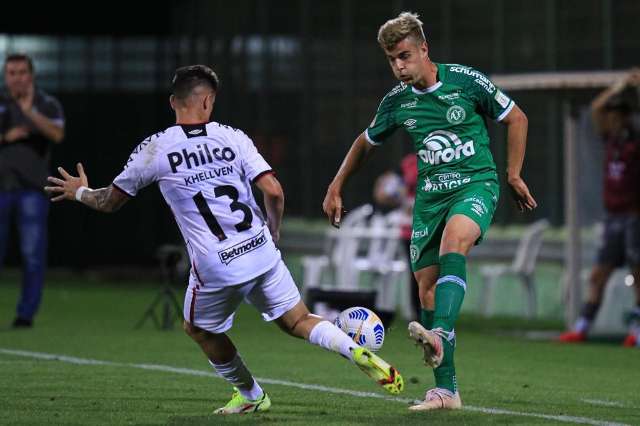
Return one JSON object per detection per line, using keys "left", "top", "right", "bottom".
{"left": 75, "top": 186, "right": 89, "bottom": 202}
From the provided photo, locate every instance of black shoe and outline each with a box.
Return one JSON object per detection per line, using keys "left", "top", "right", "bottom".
{"left": 12, "top": 317, "right": 33, "bottom": 328}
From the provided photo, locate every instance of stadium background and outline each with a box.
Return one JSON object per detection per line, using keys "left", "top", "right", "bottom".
{"left": 3, "top": 2, "right": 640, "bottom": 424}
{"left": 1, "top": 1, "right": 638, "bottom": 273}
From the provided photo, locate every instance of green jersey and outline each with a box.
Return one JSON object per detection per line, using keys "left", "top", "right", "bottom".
{"left": 366, "top": 63, "right": 514, "bottom": 198}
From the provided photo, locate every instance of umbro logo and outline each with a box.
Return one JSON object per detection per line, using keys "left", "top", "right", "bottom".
{"left": 404, "top": 118, "right": 417, "bottom": 129}
{"left": 188, "top": 129, "right": 203, "bottom": 135}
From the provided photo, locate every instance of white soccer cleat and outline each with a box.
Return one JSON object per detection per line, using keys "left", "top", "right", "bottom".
{"left": 409, "top": 388, "right": 462, "bottom": 411}
{"left": 408, "top": 321, "right": 444, "bottom": 368}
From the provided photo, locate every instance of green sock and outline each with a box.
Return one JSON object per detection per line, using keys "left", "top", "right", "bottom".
{"left": 420, "top": 309, "right": 434, "bottom": 330}
{"left": 432, "top": 253, "right": 467, "bottom": 393}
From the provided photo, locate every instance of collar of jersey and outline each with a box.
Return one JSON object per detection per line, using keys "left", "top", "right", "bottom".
{"left": 411, "top": 81, "right": 442, "bottom": 95}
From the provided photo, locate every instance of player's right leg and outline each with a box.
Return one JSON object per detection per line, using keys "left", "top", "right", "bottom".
{"left": 277, "top": 300, "right": 404, "bottom": 395}
{"left": 247, "top": 260, "right": 404, "bottom": 395}
{"left": 183, "top": 279, "right": 270, "bottom": 414}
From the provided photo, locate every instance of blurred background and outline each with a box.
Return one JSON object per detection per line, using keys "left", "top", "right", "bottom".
{"left": 2, "top": 0, "right": 639, "bottom": 328}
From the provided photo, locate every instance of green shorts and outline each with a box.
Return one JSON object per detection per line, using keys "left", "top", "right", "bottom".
{"left": 409, "top": 181, "right": 499, "bottom": 271}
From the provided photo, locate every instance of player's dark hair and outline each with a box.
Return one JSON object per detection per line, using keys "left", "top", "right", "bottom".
{"left": 4, "top": 53, "right": 34, "bottom": 73}
{"left": 171, "top": 65, "right": 219, "bottom": 100}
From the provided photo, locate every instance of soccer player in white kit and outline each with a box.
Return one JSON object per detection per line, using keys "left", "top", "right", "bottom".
{"left": 44, "top": 65, "right": 403, "bottom": 414}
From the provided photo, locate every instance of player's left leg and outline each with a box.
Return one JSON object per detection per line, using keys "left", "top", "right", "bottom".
{"left": 183, "top": 279, "right": 269, "bottom": 414}
{"left": 184, "top": 322, "right": 271, "bottom": 414}
{"left": 408, "top": 215, "right": 479, "bottom": 411}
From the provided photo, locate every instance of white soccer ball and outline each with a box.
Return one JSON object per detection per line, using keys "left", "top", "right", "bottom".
{"left": 334, "top": 307, "right": 385, "bottom": 352}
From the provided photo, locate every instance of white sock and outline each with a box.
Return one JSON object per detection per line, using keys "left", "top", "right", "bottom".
{"left": 209, "top": 354, "right": 264, "bottom": 400}
{"left": 308, "top": 320, "right": 357, "bottom": 361}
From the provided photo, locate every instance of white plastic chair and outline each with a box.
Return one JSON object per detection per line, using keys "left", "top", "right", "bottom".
{"left": 301, "top": 204, "right": 374, "bottom": 299}
{"left": 477, "top": 219, "right": 550, "bottom": 318}
{"left": 301, "top": 205, "right": 410, "bottom": 317}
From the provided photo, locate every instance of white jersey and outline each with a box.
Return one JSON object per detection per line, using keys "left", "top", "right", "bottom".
{"left": 113, "top": 121, "right": 281, "bottom": 287}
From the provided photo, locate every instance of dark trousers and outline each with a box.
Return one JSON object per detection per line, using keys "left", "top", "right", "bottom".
{"left": 0, "top": 190, "right": 49, "bottom": 321}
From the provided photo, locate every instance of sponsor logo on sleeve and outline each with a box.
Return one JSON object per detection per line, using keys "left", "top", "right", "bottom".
{"left": 218, "top": 230, "right": 267, "bottom": 265}
{"left": 494, "top": 90, "right": 511, "bottom": 108}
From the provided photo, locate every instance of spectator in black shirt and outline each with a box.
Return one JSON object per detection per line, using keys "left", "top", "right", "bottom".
{"left": 0, "top": 53, "right": 65, "bottom": 328}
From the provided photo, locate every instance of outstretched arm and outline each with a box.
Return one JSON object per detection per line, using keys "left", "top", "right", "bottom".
{"left": 44, "top": 163, "right": 129, "bottom": 213}
{"left": 501, "top": 105, "right": 537, "bottom": 212}
{"left": 322, "top": 133, "right": 376, "bottom": 227}
{"left": 254, "top": 172, "right": 284, "bottom": 242}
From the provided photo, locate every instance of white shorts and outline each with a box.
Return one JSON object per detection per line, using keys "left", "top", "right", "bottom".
{"left": 183, "top": 259, "right": 301, "bottom": 333}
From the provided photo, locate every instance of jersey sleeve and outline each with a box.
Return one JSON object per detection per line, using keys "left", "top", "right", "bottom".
{"left": 465, "top": 69, "right": 514, "bottom": 122}
{"left": 237, "top": 131, "right": 273, "bottom": 182}
{"left": 112, "top": 136, "right": 159, "bottom": 197}
{"left": 365, "top": 93, "right": 399, "bottom": 145}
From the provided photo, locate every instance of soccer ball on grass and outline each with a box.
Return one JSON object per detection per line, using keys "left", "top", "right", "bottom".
{"left": 334, "top": 307, "right": 385, "bottom": 352}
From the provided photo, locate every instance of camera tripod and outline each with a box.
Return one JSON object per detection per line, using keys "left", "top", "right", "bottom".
{"left": 135, "top": 245, "right": 186, "bottom": 330}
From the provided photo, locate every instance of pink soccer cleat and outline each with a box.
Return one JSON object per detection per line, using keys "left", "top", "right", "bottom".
{"left": 409, "top": 388, "right": 462, "bottom": 411}
{"left": 408, "top": 321, "right": 445, "bottom": 368}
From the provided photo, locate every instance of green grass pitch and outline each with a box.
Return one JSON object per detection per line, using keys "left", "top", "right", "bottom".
{"left": 0, "top": 272, "right": 638, "bottom": 425}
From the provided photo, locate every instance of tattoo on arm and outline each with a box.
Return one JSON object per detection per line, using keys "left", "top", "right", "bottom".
{"left": 80, "top": 185, "right": 127, "bottom": 213}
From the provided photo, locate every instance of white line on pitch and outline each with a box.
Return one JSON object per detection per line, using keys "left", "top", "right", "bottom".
{"left": 0, "top": 348, "right": 631, "bottom": 426}
{"left": 581, "top": 399, "right": 626, "bottom": 408}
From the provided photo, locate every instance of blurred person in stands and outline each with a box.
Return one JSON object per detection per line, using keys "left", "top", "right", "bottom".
{"left": 399, "top": 154, "right": 420, "bottom": 320}
{"left": 0, "top": 53, "right": 65, "bottom": 328}
{"left": 559, "top": 70, "right": 640, "bottom": 347}
{"left": 44, "top": 65, "right": 403, "bottom": 415}
{"left": 372, "top": 154, "right": 421, "bottom": 322}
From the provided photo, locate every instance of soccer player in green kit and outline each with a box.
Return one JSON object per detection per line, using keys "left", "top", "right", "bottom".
{"left": 322, "top": 12, "right": 537, "bottom": 411}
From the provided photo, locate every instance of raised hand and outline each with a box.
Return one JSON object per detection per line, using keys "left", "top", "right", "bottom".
{"left": 45, "top": 163, "right": 89, "bottom": 202}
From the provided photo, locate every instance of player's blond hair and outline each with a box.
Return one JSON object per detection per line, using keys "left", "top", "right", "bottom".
{"left": 377, "top": 12, "right": 426, "bottom": 50}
